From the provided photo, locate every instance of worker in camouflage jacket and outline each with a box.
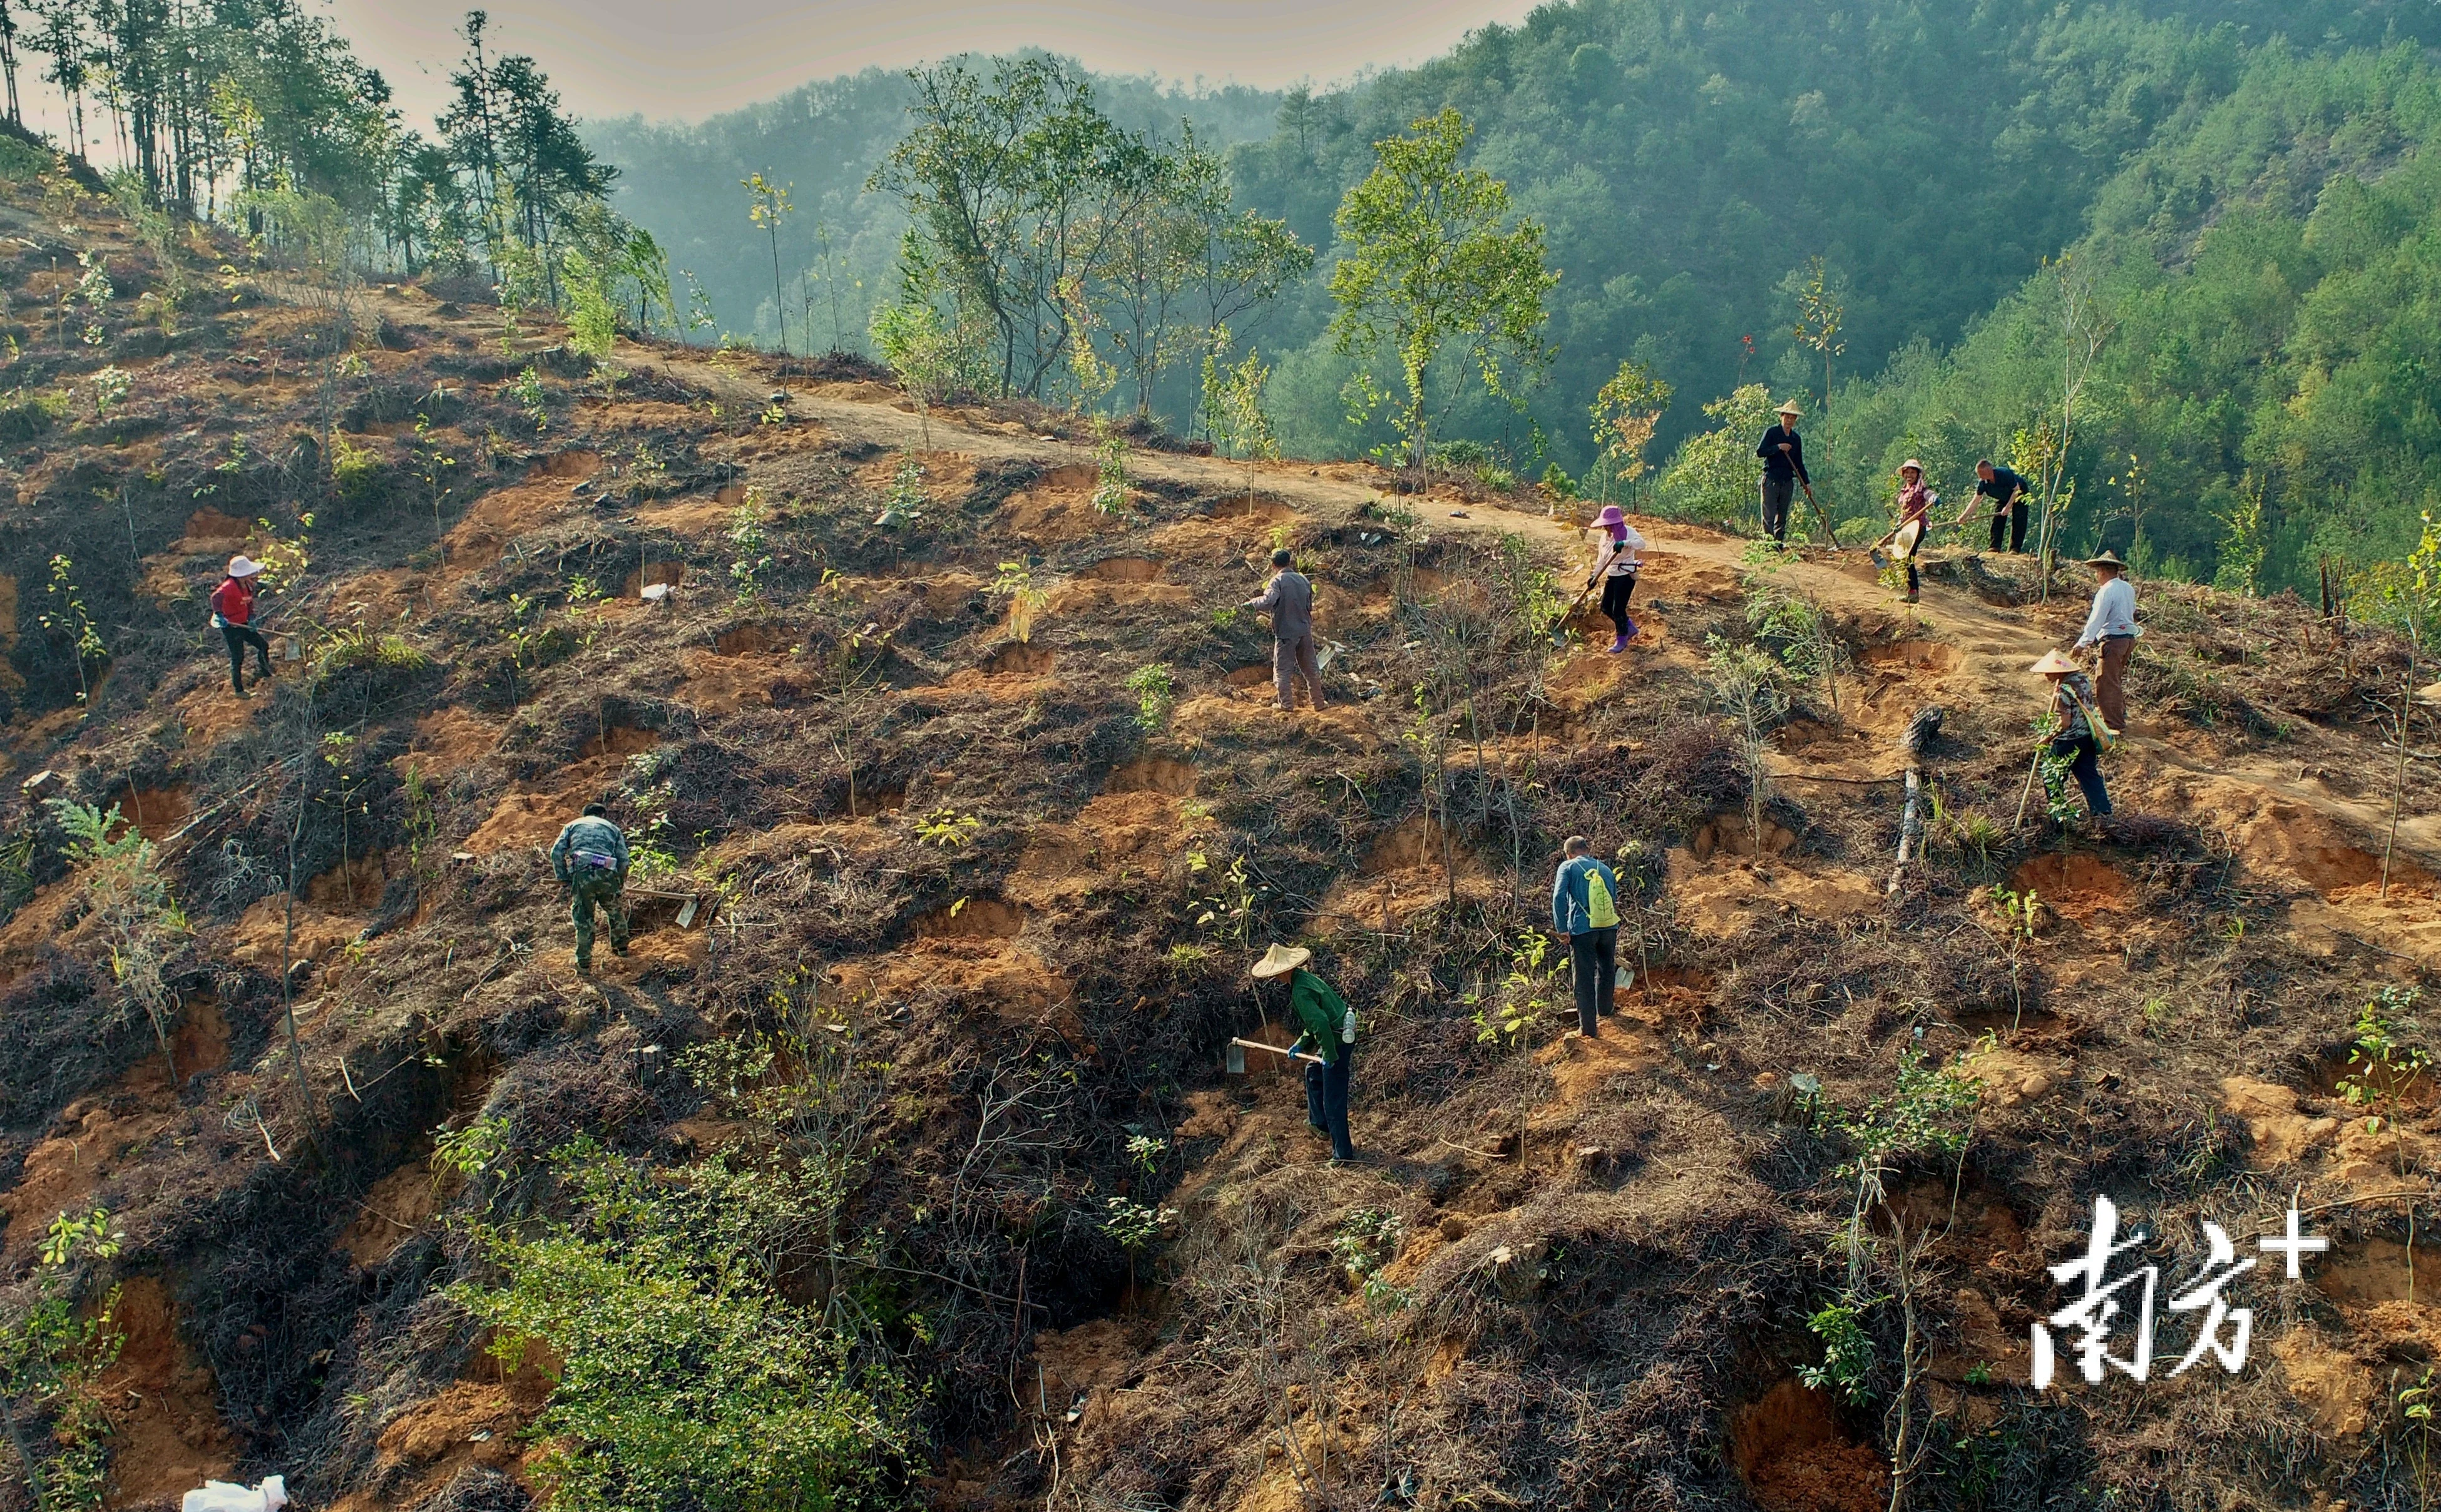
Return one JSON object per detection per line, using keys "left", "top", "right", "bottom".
{"left": 550, "top": 802, "right": 631, "bottom": 971}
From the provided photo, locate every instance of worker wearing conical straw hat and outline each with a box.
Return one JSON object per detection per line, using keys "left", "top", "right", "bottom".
{"left": 1890, "top": 460, "right": 1934, "bottom": 604}
{"left": 1755, "top": 400, "right": 1812, "bottom": 547}
{"left": 2031, "top": 650, "right": 2113, "bottom": 822}
{"left": 1251, "top": 943, "right": 1358, "bottom": 1162}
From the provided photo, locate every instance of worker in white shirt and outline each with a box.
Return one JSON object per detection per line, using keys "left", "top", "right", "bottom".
{"left": 1588, "top": 504, "right": 1646, "bottom": 652}
{"left": 2073, "top": 549, "right": 2139, "bottom": 733}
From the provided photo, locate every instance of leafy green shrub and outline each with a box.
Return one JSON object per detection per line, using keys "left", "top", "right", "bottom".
{"left": 331, "top": 433, "right": 383, "bottom": 499}
{"left": 1, "top": 1208, "right": 124, "bottom": 1510}
{"left": 1124, "top": 663, "right": 1174, "bottom": 732}
{"left": 0, "top": 135, "right": 54, "bottom": 183}
{"left": 315, "top": 625, "right": 429, "bottom": 680}
{"left": 1797, "top": 1297, "right": 1879, "bottom": 1403}
{"left": 49, "top": 800, "right": 185, "bottom": 1075}
{"left": 449, "top": 1139, "right": 914, "bottom": 1512}
{"left": 1657, "top": 384, "right": 1780, "bottom": 527}
{"left": 914, "top": 807, "right": 979, "bottom": 848}
{"left": 509, "top": 364, "right": 550, "bottom": 432}
{"left": 0, "top": 396, "right": 55, "bottom": 445}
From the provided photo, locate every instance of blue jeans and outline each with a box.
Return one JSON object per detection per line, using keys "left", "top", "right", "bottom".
{"left": 1569, "top": 926, "right": 1618, "bottom": 1036}
{"left": 2050, "top": 735, "right": 2111, "bottom": 817}
{"left": 1305, "top": 1044, "right": 1354, "bottom": 1160}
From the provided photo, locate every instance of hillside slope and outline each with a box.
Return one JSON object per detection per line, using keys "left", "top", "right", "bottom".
{"left": 0, "top": 184, "right": 2438, "bottom": 1512}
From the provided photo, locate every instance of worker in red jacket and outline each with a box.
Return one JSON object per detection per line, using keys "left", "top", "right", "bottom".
{"left": 208, "top": 555, "right": 274, "bottom": 697}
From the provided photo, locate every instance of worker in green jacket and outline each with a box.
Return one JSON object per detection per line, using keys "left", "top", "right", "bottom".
{"left": 549, "top": 802, "right": 631, "bottom": 972}
{"left": 1251, "top": 942, "right": 1357, "bottom": 1161}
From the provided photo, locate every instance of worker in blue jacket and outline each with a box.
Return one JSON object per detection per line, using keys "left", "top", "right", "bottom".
{"left": 1551, "top": 836, "right": 1623, "bottom": 1038}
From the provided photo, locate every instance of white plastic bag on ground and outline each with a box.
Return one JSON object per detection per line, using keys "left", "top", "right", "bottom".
{"left": 182, "top": 1474, "right": 287, "bottom": 1512}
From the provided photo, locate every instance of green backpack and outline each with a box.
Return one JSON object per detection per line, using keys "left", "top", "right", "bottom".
{"left": 1585, "top": 866, "right": 1620, "bottom": 929}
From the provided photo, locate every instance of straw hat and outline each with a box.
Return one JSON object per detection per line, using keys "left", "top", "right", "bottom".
{"left": 2029, "top": 650, "right": 2079, "bottom": 677}
{"left": 1775, "top": 399, "right": 1802, "bottom": 417}
{"left": 1898, "top": 458, "right": 1925, "bottom": 475}
{"left": 227, "top": 555, "right": 263, "bottom": 578}
{"left": 2084, "top": 549, "right": 2128, "bottom": 570}
{"left": 1250, "top": 942, "right": 1311, "bottom": 979}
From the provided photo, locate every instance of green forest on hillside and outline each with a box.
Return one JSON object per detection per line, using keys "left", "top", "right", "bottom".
{"left": 578, "top": 0, "right": 2441, "bottom": 595}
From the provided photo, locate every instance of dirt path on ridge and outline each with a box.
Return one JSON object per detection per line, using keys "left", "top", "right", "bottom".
{"left": 627, "top": 346, "right": 2440, "bottom": 867}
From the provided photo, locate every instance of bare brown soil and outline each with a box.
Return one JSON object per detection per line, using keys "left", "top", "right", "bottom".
{"left": 0, "top": 185, "right": 2437, "bottom": 1512}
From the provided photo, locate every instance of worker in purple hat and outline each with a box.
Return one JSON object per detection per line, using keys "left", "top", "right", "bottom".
{"left": 1587, "top": 505, "right": 1647, "bottom": 653}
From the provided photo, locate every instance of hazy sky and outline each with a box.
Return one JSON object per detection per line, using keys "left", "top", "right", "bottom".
{"left": 319, "top": 0, "right": 1547, "bottom": 128}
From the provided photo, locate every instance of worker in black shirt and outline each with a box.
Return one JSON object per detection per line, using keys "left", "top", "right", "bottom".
{"left": 1754, "top": 399, "right": 1813, "bottom": 546}
{"left": 1955, "top": 460, "right": 2034, "bottom": 553}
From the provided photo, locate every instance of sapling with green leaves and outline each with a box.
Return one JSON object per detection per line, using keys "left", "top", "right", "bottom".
{"left": 74, "top": 250, "right": 109, "bottom": 346}
{"left": 1124, "top": 1133, "right": 1167, "bottom": 1180}
{"left": 1805, "top": 1045, "right": 1979, "bottom": 1438}
{"left": 993, "top": 561, "right": 1048, "bottom": 644}
{"left": 509, "top": 364, "right": 548, "bottom": 432}
{"left": 1704, "top": 637, "right": 1788, "bottom": 850}
{"left": 1328, "top": 108, "right": 1555, "bottom": 492}
{"left": 49, "top": 800, "right": 187, "bottom": 1081}
{"left": 1203, "top": 338, "right": 1277, "bottom": 513}
{"left": 728, "top": 486, "right": 772, "bottom": 606}
{"left": 87, "top": 364, "right": 126, "bottom": 420}
{"left": 1465, "top": 931, "right": 1553, "bottom": 1051}
{"left": 1092, "top": 433, "right": 1129, "bottom": 516}
{"left": 411, "top": 413, "right": 457, "bottom": 554}
{"left": 742, "top": 172, "right": 795, "bottom": 352}
{"left": 0, "top": 1207, "right": 123, "bottom": 1509}
{"left": 874, "top": 458, "right": 926, "bottom": 530}
{"left": 2372, "top": 512, "right": 2439, "bottom": 897}
{"left": 1590, "top": 358, "right": 1671, "bottom": 508}
{"left": 1986, "top": 884, "right": 2042, "bottom": 1030}
{"left": 2336, "top": 986, "right": 2429, "bottom": 1176}
{"left": 1100, "top": 1195, "right": 1177, "bottom": 1307}
{"left": 914, "top": 808, "right": 980, "bottom": 848}
{"left": 1331, "top": 1208, "right": 1410, "bottom": 1312}
{"left": 322, "top": 731, "right": 362, "bottom": 906}
{"left": 1125, "top": 663, "right": 1175, "bottom": 732}
{"left": 1788, "top": 255, "right": 1845, "bottom": 419}
{"left": 1796, "top": 1296, "right": 1880, "bottom": 1404}
{"left": 36, "top": 554, "right": 103, "bottom": 707}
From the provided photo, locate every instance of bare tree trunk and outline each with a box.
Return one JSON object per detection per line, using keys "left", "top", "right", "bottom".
{"left": 2382, "top": 640, "right": 2418, "bottom": 899}
{"left": 1887, "top": 767, "right": 1923, "bottom": 896}
{"left": 284, "top": 702, "right": 327, "bottom": 1162}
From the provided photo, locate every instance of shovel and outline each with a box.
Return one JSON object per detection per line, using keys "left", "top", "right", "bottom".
{"left": 1551, "top": 575, "right": 1600, "bottom": 648}
{"left": 1803, "top": 486, "right": 1841, "bottom": 552}
{"left": 1230, "top": 1036, "right": 1326, "bottom": 1067}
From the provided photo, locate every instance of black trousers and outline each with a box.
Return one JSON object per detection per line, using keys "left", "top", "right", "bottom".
{"left": 220, "top": 623, "right": 272, "bottom": 693}
{"left": 1989, "top": 503, "right": 2030, "bottom": 553}
{"left": 1568, "top": 926, "right": 1619, "bottom": 1036}
{"left": 1760, "top": 476, "right": 1795, "bottom": 541}
{"left": 1599, "top": 571, "right": 1637, "bottom": 634}
{"left": 1304, "top": 1044, "right": 1354, "bottom": 1160}
{"left": 2049, "top": 735, "right": 2112, "bottom": 817}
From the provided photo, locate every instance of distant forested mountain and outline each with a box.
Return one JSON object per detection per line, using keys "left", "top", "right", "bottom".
{"left": 590, "top": 0, "right": 2441, "bottom": 590}
{"left": 587, "top": 66, "right": 1285, "bottom": 360}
